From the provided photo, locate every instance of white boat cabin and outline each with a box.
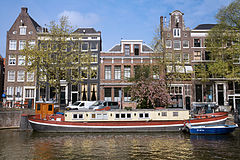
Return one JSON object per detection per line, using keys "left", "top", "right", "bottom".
{"left": 64, "top": 109, "right": 190, "bottom": 122}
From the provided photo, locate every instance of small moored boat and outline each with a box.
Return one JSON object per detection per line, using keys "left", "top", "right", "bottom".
{"left": 185, "top": 124, "right": 238, "bottom": 135}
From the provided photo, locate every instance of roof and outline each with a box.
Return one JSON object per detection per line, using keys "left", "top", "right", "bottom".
{"left": 194, "top": 24, "right": 216, "bottom": 30}
{"left": 29, "top": 16, "right": 41, "bottom": 31}
{"left": 108, "top": 44, "right": 153, "bottom": 52}
{"left": 73, "top": 28, "right": 100, "bottom": 34}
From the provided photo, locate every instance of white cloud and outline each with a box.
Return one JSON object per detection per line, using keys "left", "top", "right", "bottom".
{"left": 58, "top": 10, "right": 99, "bottom": 27}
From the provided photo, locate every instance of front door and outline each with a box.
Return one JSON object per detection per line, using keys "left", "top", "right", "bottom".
{"left": 217, "top": 84, "right": 224, "bottom": 106}
{"left": 60, "top": 86, "right": 66, "bottom": 106}
{"left": 196, "top": 85, "right": 202, "bottom": 102}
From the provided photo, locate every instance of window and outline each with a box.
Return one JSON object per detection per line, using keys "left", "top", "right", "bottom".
{"left": 91, "top": 54, "right": 98, "bottom": 63}
{"left": 81, "top": 67, "right": 88, "bottom": 79}
{"left": 25, "top": 89, "right": 34, "bottom": 98}
{"left": 18, "top": 55, "right": 25, "bottom": 65}
{"left": 13, "top": 31, "right": 17, "bottom": 34}
{"left": 114, "top": 88, "right": 121, "bottom": 101}
{"left": 124, "top": 66, "right": 131, "bottom": 79}
{"left": 37, "top": 104, "right": 40, "bottom": 110}
{"left": 124, "top": 88, "right": 131, "bottom": 102}
{"left": 19, "top": 26, "right": 26, "bottom": 35}
{"left": 104, "top": 88, "right": 112, "bottom": 101}
{"left": 115, "top": 114, "right": 120, "bottom": 119}
{"left": 173, "top": 112, "right": 178, "bottom": 117}
{"left": 105, "top": 66, "right": 111, "bottom": 80}
{"left": 183, "top": 53, "right": 189, "bottom": 62}
{"left": 183, "top": 40, "right": 189, "bottom": 48}
{"left": 173, "top": 28, "right": 181, "bottom": 37}
{"left": 81, "top": 42, "right": 88, "bottom": 51}
{"left": 15, "top": 87, "right": 22, "bottom": 97}
{"left": 19, "top": 40, "right": 26, "bottom": 50}
{"left": 91, "top": 37, "right": 97, "bottom": 39}
{"left": 79, "top": 114, "right": 83, "bottom": 119}
{"left": 166, "top": 40, "right": 172, "bottom": 48}
{"left": 71, "top": 69, "right": 78, "bottom": 79}
{"left": 114, "top": 66, "right": 121, "bottom": 79}
{"left": 28, "top": 40, "right": 35, "bottom": 48}
{"left": 9, "top": 55, "right": 16, "bottom": 65}
{"left": 91, "top": 67, "right": 97, "bottom": 79}
{"left": 17, "top": 70, "right": 25, "bottom": 82}
{"left": 7, "top": 87, "right": 14, "bottom": 97}
{"left": 90, "top": 84, "right": 97, "bottom": 101}
{"left": 139, "top": 113, "right": 150, "bottom": 118}
{"left": 205, "top": 51, "right": 211, "bottom": 60}
{"left": 8, "top": 71, "right": 15, "bottom": 82}
{"left": 73, "top": 114, "right": 78, "bottom": 119}
{"left": 124, "top": 44, "right": 130, "bottom": 56}
{"left": 134, "top": 44, "right": 139, "bottom": 55}
{"left": 81, "top": 84, "right": 88, "bottom": 101}
{"left": 194, "top": 39, "right": 201, "bottom": 47}
{"left": 193, "top": 51, "right": 201, "bottom": 60}
{"left": 162, "top": 112, "right": 167, "bottom": 116}
{"left": 175, "top": 53, "right": 181, "bottom": 62}
{"left": 166, "top": 53, "right": 172, "bottom": 61}
{"left": 184, "top": 85, "right": 191, "bottom": 96}
{"left": 90, "top": 42, "right": 98, "bottom": 51}
{"left": 9, "top": 40, "right": 17, "bottom": 50}
{"left": 48, "top": 105, "right": 53, "bottom": 111}
{"left": 173, "top": 40, "right": 181, "bottom": 50}
{"left": 27, "top": 72, "right": 34, "bottom": 82}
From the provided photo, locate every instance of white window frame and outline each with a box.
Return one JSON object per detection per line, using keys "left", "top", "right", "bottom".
{"left": 8, "top": 71, "right": 15, "bottom": 82}
{"left": 124, "top": 44, "right": 130, "bottom": 56}
{"left": 114, "top": 66, "right": 121, "bottom": 80}
{"left": 7, "top": 87, "right": 14, "bottom": 97}
{"left": 173, "top": 28, "right": 181, "bottom": 37}
{"left": 18, "top": 55, "right": 25, "bottom": 65}
{"left": 19, "top": 40, "right": 26, "bottom": 50}
{"left": 105, "top": 66, "right": 111, "bottom": 80}
{"left": 9, "top": 40, "right": 17, "bottom": 50}
{"left": 90, "top": 66, "right": 98, "bottom": 79}
{"left": 15, "top": 86, "right": 23, "bottom": 97}
{"left": 173, "top": 40, "right": 181, "bottom": 50}
{"left": 90, "top": 41, "right": 98, "bottom": 51}
{"left": 25, "top": 88, "right": 35, "bottom": 98}
{"left": 91, "top": 54, "right": 98, "bottom": 63}
{"left": 27, "top": 72, "right": 34, "bottom": 82}
{"left": 166, "top": 40, "right": 172, "bottom": 48}
{"left": 28, "top": 40, "right": 36, "bottom": 48}
{"left": 124, "top": 66, "right": 131, "bottom": 79}
{"left": 193, "top": 38, "right": 201, "bottom": 47}
{"left": 19, "top": 26, "right": 27, "bottom": 35}
{"left": 9, "top": 55, "right": 16, "bottom": 65}
{"left": 81, "top": 42, "right": 88, "bottom": 51}
{"left": 193, "top": 51, "right": 202, "bottom": 61}
{"left": 17, "top": 70, "right": 25, "bottom": 82}
{"left": 183, "top": 53, "right": 189, "bottom": 63}
{"left": 183, "top": 40, "right": 189, "bottom": 48}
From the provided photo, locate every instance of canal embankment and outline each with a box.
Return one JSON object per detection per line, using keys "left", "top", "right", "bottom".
{"left": 0, "top": 109, "right": 34, "bottom": 129}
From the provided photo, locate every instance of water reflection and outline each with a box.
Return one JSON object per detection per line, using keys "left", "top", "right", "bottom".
{"left": 0, "top": 129, "right": 240, "bottom": 160}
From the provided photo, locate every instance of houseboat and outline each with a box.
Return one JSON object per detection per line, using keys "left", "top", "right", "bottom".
{"left": 28, "top": 102, "right": 229, "bottom": 133}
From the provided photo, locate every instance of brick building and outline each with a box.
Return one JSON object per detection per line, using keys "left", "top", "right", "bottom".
{"left": 100, "top": 40, "right": 153, "bottom": 108}
{"left": 4, "top": 7, "right": 41, "bottom": 108}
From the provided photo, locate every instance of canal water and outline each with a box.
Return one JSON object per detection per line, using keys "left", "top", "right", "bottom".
{"left": 1, "top": 129, "right": 240, "bottom": 160}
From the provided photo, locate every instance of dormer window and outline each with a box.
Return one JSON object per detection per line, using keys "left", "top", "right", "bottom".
{"left": 19, "top": 26, "right": 27, "bottom": 35}
{"left": 175, "top": 16, "right": 179, "bottom": 28}
{"left": 173, "top": 28, "right": 180, "bottom": 37}
{"left": 134, "top": 44, "right": 139, "bottom": 56}
{"left": 124, "top": 44, "right": 130, "bottom": 56}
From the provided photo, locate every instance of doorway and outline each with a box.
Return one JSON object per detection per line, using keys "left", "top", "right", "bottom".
{"left": 217, "top": 84, "right": 224, "bottom": 106}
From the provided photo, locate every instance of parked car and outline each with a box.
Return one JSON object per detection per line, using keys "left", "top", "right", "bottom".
{"left": 89, "top": 101, "right": 119, "bottom": 110}
{"left": 66, "top": 101, "right": 96, "bottom": 110}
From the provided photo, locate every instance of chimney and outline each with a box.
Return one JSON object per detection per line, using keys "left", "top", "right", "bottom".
{"left": 160, "top": 16, "right": 163, "bottom": 41}
{"left": 21, "top": 7, "right": 28, "bottom": 13}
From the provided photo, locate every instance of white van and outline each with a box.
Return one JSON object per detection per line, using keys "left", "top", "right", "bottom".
{"left": 66, "top": 101, "right": 96, "bottom": 110}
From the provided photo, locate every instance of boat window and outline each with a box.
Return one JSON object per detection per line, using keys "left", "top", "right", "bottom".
{"left": 162, "top": 112, "right": 167, "bottom": 116}
{"left": 158, "top": 113, "right": 160, "bottom": 116}
{"left": 145, "top": 113, "right": 149, "bottom": 118}
{"left": 73, "top": 114, "right": 77, "bottom": 119}
{"left": 48, "top": 105, "right": 53, "bottom": 111}
{"left": 173, "top": 112, "right": 178, "bottom": 117}
{"left": 116, "top": 114, "right": 120, "bottom": 118}
{"left": 92, "top": 114, "right": 96, "bottom": 119}
{"left": 121, "top": 113, "right": 125, "bottom": 118}
{"left": 139, "top": 113, "right": 144, "bottom": 118}
{"left": 127, "top": 113, "right": 131, "bottom": 118}
{"left": 37, "top": 104, "right": 40, "bottom": 110}
{"left": 79, "top": 114, "right": 83, "bottom": 119}
{"left": 134, "top": 113, "right": 136, "bottom": 116}
{"left": 104, "top": 102, "right": 107, "bottom": 106}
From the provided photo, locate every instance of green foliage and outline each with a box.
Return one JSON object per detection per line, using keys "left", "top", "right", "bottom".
{"left": 202, "top": 0, "right": 240, "bottom": 81}
{"left": 22, "top": 16, "right": 91, "bottom": 105}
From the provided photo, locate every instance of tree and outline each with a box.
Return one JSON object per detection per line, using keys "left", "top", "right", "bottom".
{"left": 130, "top": 65, "right": 173, "bottom": 109}
{"left": 200, "top": 0, "right": 240, "bottom": 81}
{"left": 23, "top": 16, "right": 91, "bottom": 107}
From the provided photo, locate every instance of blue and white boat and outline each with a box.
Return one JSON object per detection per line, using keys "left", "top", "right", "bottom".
{"left": 185, "top": 124, "right": 238, "bottom": 135}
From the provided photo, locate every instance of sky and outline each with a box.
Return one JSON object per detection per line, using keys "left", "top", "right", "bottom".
{"left": 0, "top": 0, "right": 234, "bottom": 57}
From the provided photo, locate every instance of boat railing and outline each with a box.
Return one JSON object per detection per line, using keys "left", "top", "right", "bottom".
{"left": 30, "top": 114, "right": 65, "bottom": 122}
